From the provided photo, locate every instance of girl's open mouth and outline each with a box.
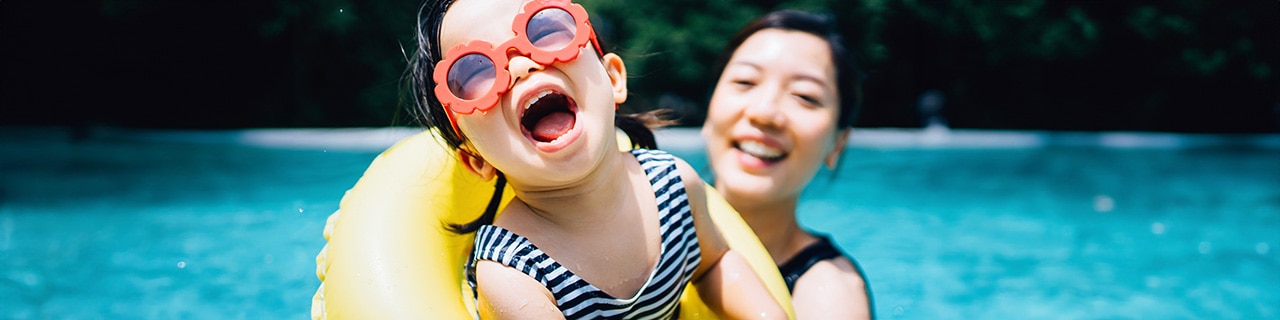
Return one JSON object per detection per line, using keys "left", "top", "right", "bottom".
{"left": 520, "top": 90, "right": 578, "bottom": 143}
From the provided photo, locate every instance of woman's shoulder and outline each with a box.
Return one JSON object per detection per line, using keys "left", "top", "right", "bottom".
{"left": 800, "top": 255, "right": 867, "bottom": 287}
{"left": 792, "top": 254, "right": 873, "bottom": 319}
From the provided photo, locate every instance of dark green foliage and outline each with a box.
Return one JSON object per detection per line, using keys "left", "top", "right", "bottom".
{"left": 580, "top": 0, "right": 1280, "bottom": 132}
{"left": 1, "top": 0, "right": 1276, "bottom": 132}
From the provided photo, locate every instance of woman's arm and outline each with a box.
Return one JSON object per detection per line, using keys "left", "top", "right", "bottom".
{"left": 676, "top": 159, "right": 787, "bottom": 319}
{"left": 474, "top": 260, "right": 566, "bottom": 320}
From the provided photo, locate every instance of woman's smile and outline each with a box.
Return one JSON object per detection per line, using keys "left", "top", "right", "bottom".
{"left": 731, "top": 137, "right": 789, "bottom": 171}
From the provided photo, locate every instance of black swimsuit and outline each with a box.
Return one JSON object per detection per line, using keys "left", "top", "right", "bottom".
{"left": 777, "top": 235, "right": 875, "bottom": 317}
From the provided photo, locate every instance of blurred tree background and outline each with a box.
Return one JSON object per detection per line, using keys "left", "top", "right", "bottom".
{"left": 2, "top": 0, "right": 1278, "bottom": 132}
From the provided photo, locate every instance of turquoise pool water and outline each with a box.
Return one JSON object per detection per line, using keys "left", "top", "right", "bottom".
{"left": 2, "top": 126, "right": 1278, "bottom": 319}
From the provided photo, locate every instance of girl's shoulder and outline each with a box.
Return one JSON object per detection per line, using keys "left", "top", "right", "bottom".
{"left": 627, "top": 148, "right": 706, "bottom": 199}
{"left": 627, "top": 147, "right": 674, "bottom": 163}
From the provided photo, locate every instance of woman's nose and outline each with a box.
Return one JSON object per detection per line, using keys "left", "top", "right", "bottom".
{"left": 506, "top": 55, "right": 544, "bottom": 87}
{"left": 744, "top": 89, "right": 786, "bottom": 129}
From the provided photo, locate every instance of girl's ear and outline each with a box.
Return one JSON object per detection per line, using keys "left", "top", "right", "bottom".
{"left": 825, "top": 128, "right": 851, "bottom": 169}
{"left": 458, "top": 149, "right": 497, "bottom": 181}
{"left": 602, "top": 53, "right": 628, "bottom": 104}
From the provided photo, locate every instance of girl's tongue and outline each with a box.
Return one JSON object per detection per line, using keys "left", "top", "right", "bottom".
{"left": 521, "top": 91, "right": 577, "bottom": 143}
{"left": 531, "top": 112, "right": 575, "bottom": 142}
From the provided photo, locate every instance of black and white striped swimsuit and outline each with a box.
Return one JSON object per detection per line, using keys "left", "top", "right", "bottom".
{"left": 466, "top": 148, "right": 702, "bottom": 319}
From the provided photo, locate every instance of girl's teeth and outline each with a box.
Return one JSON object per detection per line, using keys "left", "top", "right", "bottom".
{"left": 525, "top": 91, "right": 552, "bottom": 109}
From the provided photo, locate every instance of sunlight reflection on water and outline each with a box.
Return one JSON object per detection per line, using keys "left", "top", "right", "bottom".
{"left": 1, "top": 126, "right": 1278, "bottom": 319}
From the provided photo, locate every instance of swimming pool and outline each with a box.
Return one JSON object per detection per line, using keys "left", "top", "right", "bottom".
{"left": 2, "top": 126, "right": 1277, "bottom": 319}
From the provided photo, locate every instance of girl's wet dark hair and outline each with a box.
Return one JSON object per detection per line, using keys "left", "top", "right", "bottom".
{"left": 714, "top": 9, "right": 864, "bottom": 129}
{"left": 409, "top": 0, "right": 668, "bottom": 233}
{"left": 408, "top": 0, "right": 461, "bottom": 149}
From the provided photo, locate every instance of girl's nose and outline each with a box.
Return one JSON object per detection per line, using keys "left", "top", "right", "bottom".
{"left": 506, "top": 55, "right": 544, "bottom": 87}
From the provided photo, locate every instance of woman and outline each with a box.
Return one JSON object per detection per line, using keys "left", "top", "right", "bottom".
{"left": 701, "top": 9, "right": 874, "bottom": 319}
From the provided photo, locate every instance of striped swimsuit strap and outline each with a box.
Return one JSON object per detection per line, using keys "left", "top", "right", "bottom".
{"left": 465, "top": 148, "right": 702, "bottom": 319}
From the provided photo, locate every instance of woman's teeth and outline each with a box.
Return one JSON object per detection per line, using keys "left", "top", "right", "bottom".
{"left": 737, "top": 140, "right": 785, "bottom": 161}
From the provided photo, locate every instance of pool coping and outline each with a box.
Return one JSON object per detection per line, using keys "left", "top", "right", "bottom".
{"left": 3, "top": 125, "right": 1279, "bottom": 151}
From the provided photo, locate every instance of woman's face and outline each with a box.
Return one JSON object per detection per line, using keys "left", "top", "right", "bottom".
{"left": 702, "top": 29, "right": 847, "bottom": 208}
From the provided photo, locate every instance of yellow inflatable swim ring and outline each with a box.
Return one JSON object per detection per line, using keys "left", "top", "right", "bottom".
{"left": 311, "top": 128, "right": 794, "bottom": 319}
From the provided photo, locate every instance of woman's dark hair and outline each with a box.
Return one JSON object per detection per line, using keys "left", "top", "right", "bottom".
{"left": 714, "top": 9, "right": 864, "bottom": 129}
{"left": 408, "top": 0, "right": 669, "bottom": 233}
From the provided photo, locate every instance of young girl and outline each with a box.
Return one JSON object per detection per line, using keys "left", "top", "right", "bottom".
{"left": 409, "top": 0, "right": 785, "bottom": 318}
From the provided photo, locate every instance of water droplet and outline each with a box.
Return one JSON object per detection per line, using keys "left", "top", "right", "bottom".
{"left": 893, "top": 306, "right": 904, "bottom": 316}
{"left": 1150, "top": 222, "right": 1165, "bottom": 235}
{"left": 1198, "top": 241, "right": 1212, "bottom": 254}
{"left": 177, "top": 261, "right": 187, "bottom": 269}
{"left": 339, "top": 9, "right": 344, "bottom": 13}
{"left": 299, "top": 208, "right": 304, "bottom": 213}
{"left": 1258, "top": 242, "right": 1271, "bottom": 255}
{"left": 1093, "top": 195, "right": 1114, "bottom": 212}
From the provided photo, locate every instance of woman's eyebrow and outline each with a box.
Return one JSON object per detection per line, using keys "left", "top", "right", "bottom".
{"left": 731, "top": 60, "right": 829, "bottom": 87}
{"left": 727, "top": 60, "right": 764, "bottom": 72}
{"left": 791, "top": 72, "right": 829, "bottom": 88}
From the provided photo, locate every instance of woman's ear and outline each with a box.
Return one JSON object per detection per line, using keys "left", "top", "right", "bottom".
{"left": 825, "top": 128, "right": 851, "bottom": 169}
{"left": 602, "top": 53, "right": 628, "bottom": 104}
{"left": 458, "top": 149, "right": 497, "bottom": 181}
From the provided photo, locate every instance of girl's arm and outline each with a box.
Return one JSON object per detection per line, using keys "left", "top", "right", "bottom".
{"left": 474, "top": 260, "right": 566, "bottom": 320}
{"left": 676, "top": 159, "right": 787, "bottom": 320}
{"left": 695, "top": 250, "right": 787, "bottom": 319}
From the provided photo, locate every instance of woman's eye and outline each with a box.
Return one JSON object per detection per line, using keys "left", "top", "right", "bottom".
{"left": 795, "top": 94, "right": 821, "bottom": 106}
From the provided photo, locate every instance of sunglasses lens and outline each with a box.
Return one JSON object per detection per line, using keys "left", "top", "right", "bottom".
{"left": 526, "top": 8, "right": 577, "bottom": 51}
{"left": 447, "top": 53, "right": 497, "bottom": 101}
